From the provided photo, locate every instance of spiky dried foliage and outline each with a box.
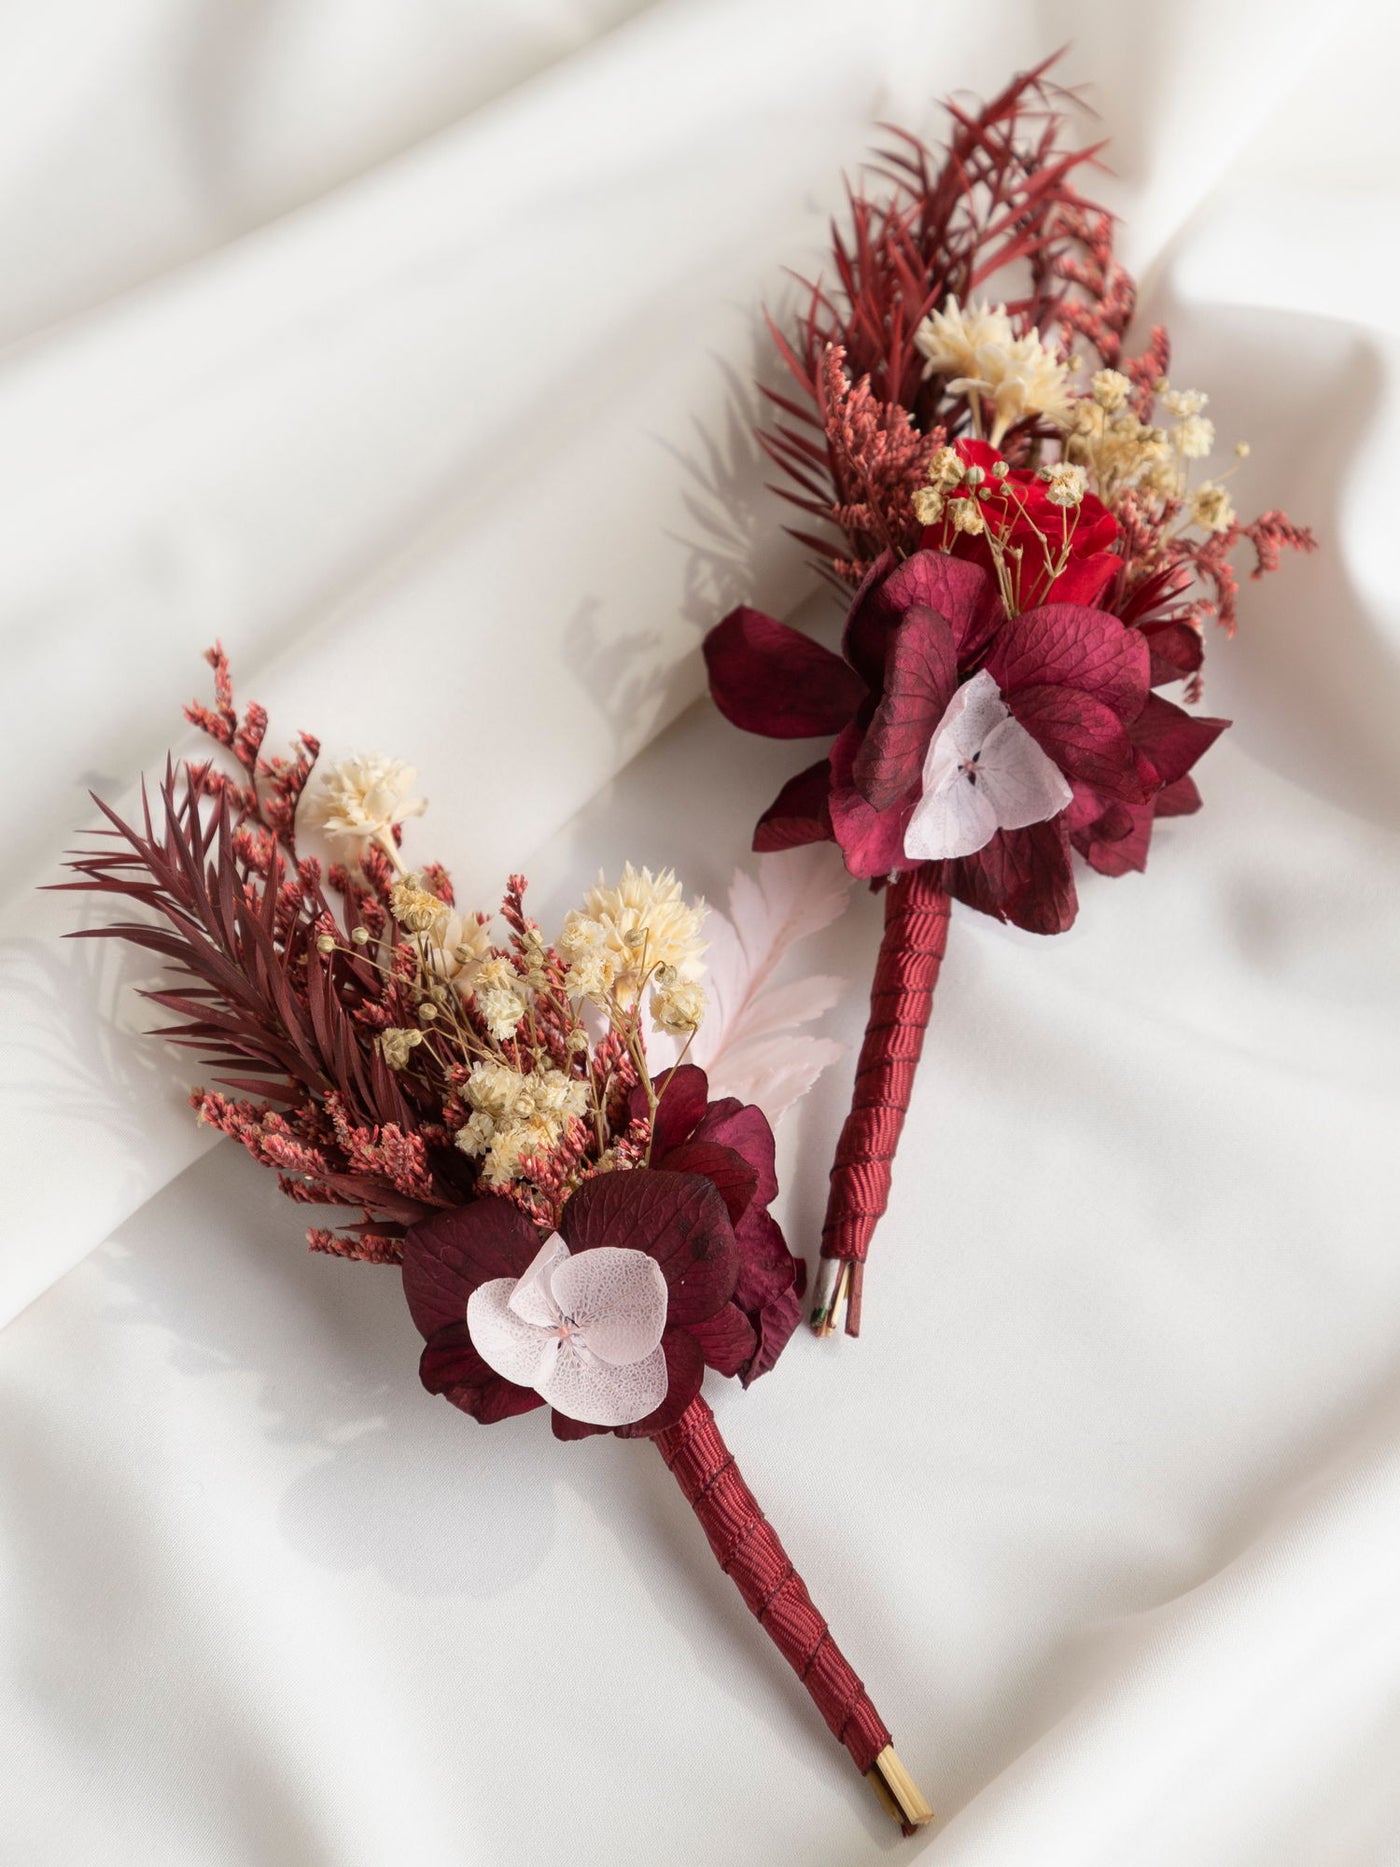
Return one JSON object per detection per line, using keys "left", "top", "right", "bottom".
{"left": 758, "top": 58, "right": 1314, "bottom": 629}
{"left": 761, "top": 59, "right": 1103, "bottom": 578}
{"left": 60, "top": 651, "right": 675, "bottom": 1262}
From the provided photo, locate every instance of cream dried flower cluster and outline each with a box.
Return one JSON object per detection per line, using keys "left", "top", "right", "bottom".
{"left": 1066, "top": 370, "right": 1240, "bottom": 533}
{"left": 913, "top": 293, "right": 1248, "bottom": 541}
{"left": 915, "top": 296, "right": 1075, "bottom": 445}
{"left": 457, "top": 1061, "right": 590, "bottom": 1188}
{"left": 558, "top": 863, "right": 707, "bottom": 1023}
{"left": 307, "top": 755, "right": 426, "bottom": 848}
{"left": 321, "top": 848, "right": 710, "bottom": 1197}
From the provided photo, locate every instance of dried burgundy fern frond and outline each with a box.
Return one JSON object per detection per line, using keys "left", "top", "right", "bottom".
{"left": 760, "top": 59, "right": 1106, "bottom": 570}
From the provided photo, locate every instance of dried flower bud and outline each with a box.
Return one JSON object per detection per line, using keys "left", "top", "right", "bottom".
{"left": 962, "top": 464, "right": 985, "bottom": 487}
{"left": 623, "top": 927, "right": 647, "bottom": 950}
{"left": 925, "top": 444, "right": 965, "bottom": 491}
{"left": 1234, "top": 441, "right": 1251, "bottom": 459}
{"left": 991, "top": 459, "right": 1010, "bottom": 478}
{"left": 379, "top": 1027, "right": 424, "bottom": 1070}
{"left": 417, "top": 1002, "right": 439, "bottom": 1022}
{"left": 1190, "top": 482, "right": 1236, "bottom": 534}
{"left": 651, "top": 979, "right": 707, "bottom": 1036}
{"left": 350, "top": 926, "right": 370, "bottom": 946}
{"left": 1039, "top": 461, "right": 1088, "bottom": 508}
{"left": 315, "top": 934, "right": 337, "bottom": 955}
{"left": 391, "top": 878, "right": 448, "bottom": 934}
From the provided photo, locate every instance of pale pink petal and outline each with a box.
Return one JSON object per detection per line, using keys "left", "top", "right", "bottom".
{"left": 973, "top": 718, "right": 1074, "bottom": 830}
{"left": 549, "top": 1245, "right": 668, "bottom": 1366}
{"left": 467, "top": 1278, "right": 554, "bottom": 1387}
{"left": 905, "top": 767, "right": 999, "bottom": 859}
{"left": 508, "top": 1232, "right": 569, "bottom": 1327}
{"left": 538, "top": 1339, "right": 669, "bottom": 1427}
{"left": 930, "top": 669, "right": 1010, "bottom": 765}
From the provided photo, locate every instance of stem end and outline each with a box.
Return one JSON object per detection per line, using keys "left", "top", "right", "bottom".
{"left": 866, "top": 1744, "right": 934, "bottom": 1834}
{"left": 810, "top": 1254, "right": 854, "bottom": 1344}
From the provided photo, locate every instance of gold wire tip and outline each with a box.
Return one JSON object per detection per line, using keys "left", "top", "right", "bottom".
{"left": 809, "top": 1257, "right": 863, "bottom": 1338}
{"left": 866, "top": 1745, "right": 934, "bottom": 1834}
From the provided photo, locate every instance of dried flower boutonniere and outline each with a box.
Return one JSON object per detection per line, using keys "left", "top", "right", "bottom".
{"left": 703, "top": 63, "right": 1316, "bottom": 1335}
{"left": 61, "top": 650, "right": 931, "bottom": 1832}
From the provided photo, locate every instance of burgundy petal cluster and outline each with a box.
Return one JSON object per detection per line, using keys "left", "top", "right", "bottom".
{"left": 401, "top": 1068, "right": 802, "bottom": 1442}
{"left": 705, "top": 549, "right": 1228, "bottom": 935}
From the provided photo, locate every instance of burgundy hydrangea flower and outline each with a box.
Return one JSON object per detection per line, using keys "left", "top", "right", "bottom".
{"left": 401, "top": 1071, "right": 802, "bottom": 1442}
{"left": 631, "top": 1064, "right": 804, "bottom": 1382}
{"left": 705, "top": 550, "right": 1227, "bottom": 934}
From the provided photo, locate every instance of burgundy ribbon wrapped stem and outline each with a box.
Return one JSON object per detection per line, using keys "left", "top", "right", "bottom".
{"left": 655, "top": 1395, "right": 932, "bottom": 1831}
{"left": 811, "top": 871, "right": 951, "bottom": 1338}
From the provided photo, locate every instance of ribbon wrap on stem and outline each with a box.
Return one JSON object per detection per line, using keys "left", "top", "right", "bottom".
{"left": 815, "top": 870, "right": 951, "bottom": 1336}
{"left": 654, "top": 1395, "right": 930, "bottom": 1831}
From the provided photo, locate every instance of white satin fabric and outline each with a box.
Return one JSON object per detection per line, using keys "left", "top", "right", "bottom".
{"left": 3, "top": 3, "right": 1398, "bottom": 1862}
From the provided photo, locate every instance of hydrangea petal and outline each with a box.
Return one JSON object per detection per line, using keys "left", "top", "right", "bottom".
{"left": 753, "top": 759, "right": 833, "bottom": 853}
{"left": 538, "top": 1338, "right": 669, "bottom": 1428}
{"left": 904, "top": 670, "right": 1070, "bottom": 861}
{"left": 852, "top": 606, "right": 957, "bottom": 810}
{"left": 905, "top": 763, "right": 998, "bottom": 859}
{"left": 704, "top": 606, "right": 863, "bottom": 738}
{"left": 466, "top": 1278, "right": 557, "bottom": 1389}
{"left": 548, "top": 1246, "right": 668, "bottom": 1366}
{"left": 973, "top": 718, "right": 1074, "bottom": 829}
{"left": 508, "top": 1233, "right": 570, "bottom": 1327}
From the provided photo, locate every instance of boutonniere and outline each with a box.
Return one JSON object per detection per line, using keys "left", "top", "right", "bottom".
{"left": 63, "top": 649, "right": 931, "bottom": 1832}
{"left": 703, "top": 63, "right": 1315, "bottom": 1335}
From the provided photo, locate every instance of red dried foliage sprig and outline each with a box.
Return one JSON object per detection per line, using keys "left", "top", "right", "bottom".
{"left": 762, "top": 60, "right": 1105, "bottom": 582}
{"left": 58, "top": 652, "right": 649, "bottom": 1260}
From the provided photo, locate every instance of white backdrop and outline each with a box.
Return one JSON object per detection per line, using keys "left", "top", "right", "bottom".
{"left": 3, "top": 3, "right": 1398, "bottom": 1862}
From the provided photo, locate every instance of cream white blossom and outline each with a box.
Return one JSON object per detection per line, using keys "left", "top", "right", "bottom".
{"left": 1039, "top": 461, "right": 1088, "bottom": 508}
{"left": 425, "top": 912, "right": 492, "bottom": 989}
{"left": 1090, "top": 368, "right": 1132, "bottom": 411}
{"left": 1190, "top": 482, "right": 1236, "bottom": 534}
{"left": 651, "top": 978, "right": 707, "bottom": 1036}
{"left": 389, "top": 878, "right": 449, "bottom": 934}
{"left": 1161, "top": 387, "right": 1209, "bottom": 418}
{"left": 916, "top": 296, "right": 1074, "bottom": 444}
{"left": 914, "top": 297, "right": 1017, "bottom": 380}
{"left": 456, "top": 1062, "right": 589, "bottom": 1186}
{"left": 379, "top": 1026, "right": 424, "bottom": 1070}
{"left": 558, "top": 864, "right": 705, "bottom": 1008}
{"left": 1174, "top": 414, "right": 1216, "bottom": 460}
{"left": 307, "top": 755, "right": 426, "bottom": 847}
{"left": 911, "top": 485, "right": 945, "bottom": 526}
